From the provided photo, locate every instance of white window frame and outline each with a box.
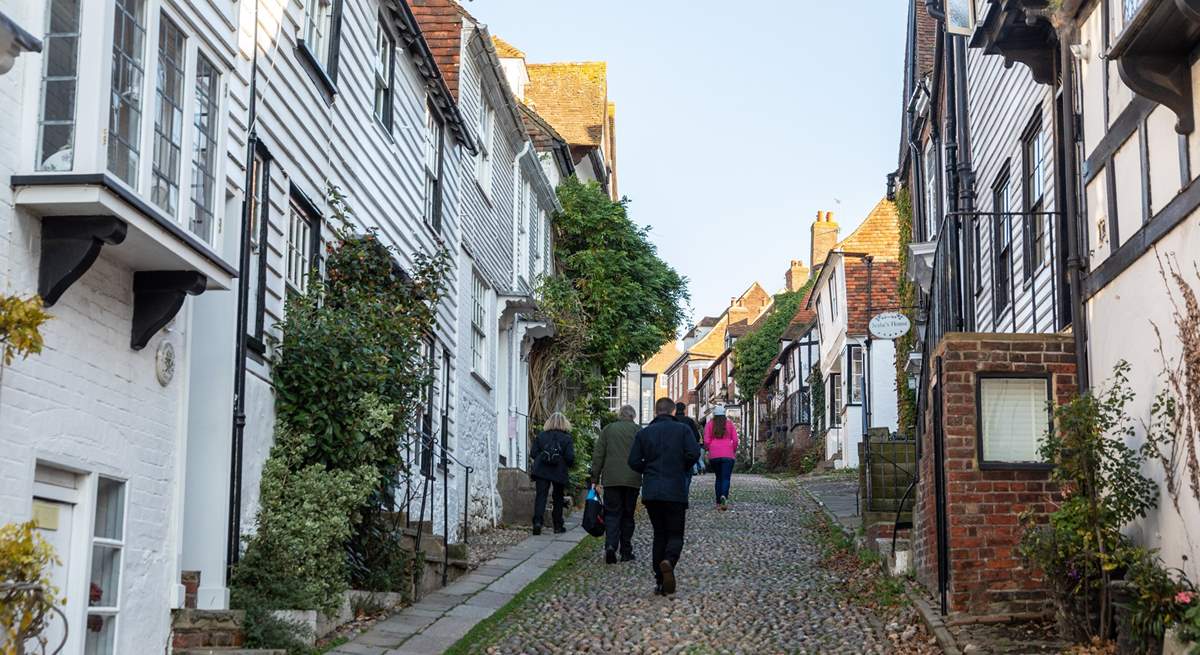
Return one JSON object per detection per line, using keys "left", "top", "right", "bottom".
{"left": 848, "top": 345, "right": 865, "bottom": 404}
{"left": 424, "top": 102, "right": 444, "bottom": 229}
{"left": 475, "top": 90, "right": 495, "bottom": 193}
{"left": 302, "top": 0, "right": 337, "bottom": 74}
{"left": 85, "top": 476, "right": 127, "bottom": 655}
{"left": 373, "top": 17, "right": 394, "bottom": 130}
{"left": 37, "top": 0, "right": 83, "bottom": 172}
{"left": 285, "top": 199, "right": 315, "bottom": 293}
{"left": 107, "top": 0, "right": 149, "bottom": 188}
{"left": 150, "top": 12, "right": 186, "bottom": 215}
{"left": 471, "top": 273, "right": 488, "bottom": 377}
{"left": 828, "top": 271, "right": 839, "bottom": 320}
{"left": 925, "top": 143, "right": 939, "bottom": 238}
{"left": 190, "top": 53, "right": 220, "bottom": 243}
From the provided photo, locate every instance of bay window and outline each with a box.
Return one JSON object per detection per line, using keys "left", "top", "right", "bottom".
{"left": 150, "top": 14, "right": 185, "bottom": 215}
{"left": 107, "top": 0, "right": 147, "bottom": 187}
{"left": 37, "top": 0, "right": 81, "bottom": 171}
{"left": 190, "top": 55, "right": 219, "bottom": 242}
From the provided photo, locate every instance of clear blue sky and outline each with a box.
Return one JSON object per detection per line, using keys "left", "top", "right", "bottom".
{"left": 466, "top": 1, "right": 908, "bottom": 325}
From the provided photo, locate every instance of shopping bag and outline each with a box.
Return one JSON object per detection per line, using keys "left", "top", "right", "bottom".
{"left": 581, "top": 486, "right": 606, "bottom": 537}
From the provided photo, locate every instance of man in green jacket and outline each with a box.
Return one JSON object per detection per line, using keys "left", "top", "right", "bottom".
{"left": 592, "top": 405, "right": 643, "bottom": 564}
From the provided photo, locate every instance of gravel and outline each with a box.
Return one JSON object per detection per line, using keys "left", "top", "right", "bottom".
{"left": 458, "top": 474, "right": 914, "bottom": 654}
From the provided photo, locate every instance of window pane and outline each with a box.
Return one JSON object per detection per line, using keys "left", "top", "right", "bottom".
{"left": 88, "top": 545, "right": 121, "bottom": 607}
{"left": 94, "top": 478, "right": 125, "bottom": 540}
{"left": 107, "top": 0, "right": 147, "bottom": 186}
{"left": 190, "top": 55, "right": 219, "bottom": 242}
{"left": 151, "top": 15, "right": 186, "bottom": 215}
{"left": 980, "top": 378, "right": 1049, "bottom": 463}
{"left": 84, "top": 614, "right": 116, "bottom": 655}
{"left": 39, "top": 0, "right": 81, "bottom": 171}
{"left": 286, "top": 202, "right": 313, "bottom": 291}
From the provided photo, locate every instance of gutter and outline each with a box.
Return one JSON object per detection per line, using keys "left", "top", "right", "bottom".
{"left": 1057, "top": 27, "right": 1091, "bottom": 391}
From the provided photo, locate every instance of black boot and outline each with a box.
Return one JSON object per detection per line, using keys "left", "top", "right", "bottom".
{"left": 532, "top": 525, "right": 542, "bottom": 536}
{"left": 553, "top": 526, "right": 567, "bottom": 534}
{"left": 605, "top": 549, "right": 617, "bottom": 564}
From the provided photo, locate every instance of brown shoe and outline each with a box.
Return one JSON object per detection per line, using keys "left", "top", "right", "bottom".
{"left": 659, "top": 560, "right": 676, "bottom": 595}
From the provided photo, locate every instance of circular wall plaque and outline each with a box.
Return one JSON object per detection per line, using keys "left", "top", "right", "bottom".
{"left": 155, "top": 341, "right": 176, "bottom": 387}
{"left": 868, "top": 311, "right": 912, "bottom": 340}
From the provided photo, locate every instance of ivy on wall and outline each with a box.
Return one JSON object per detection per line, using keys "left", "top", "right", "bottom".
{"left": 893, "top": 186, "right": 918, "bottom": 437}
{"left": 732, "top": 282, "right": 813, "bottom": 397}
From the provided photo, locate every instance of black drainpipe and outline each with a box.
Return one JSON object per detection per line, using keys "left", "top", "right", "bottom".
{"left": 1057, "top": 27, "right": 1091, "bottom": 391}
{"left": 227, "top": 2, "right": 261, "bottom": 582}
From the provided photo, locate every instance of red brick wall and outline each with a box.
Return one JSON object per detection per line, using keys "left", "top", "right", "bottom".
{"left": 913, "top": 333, "right": 1075, "bottom": 616}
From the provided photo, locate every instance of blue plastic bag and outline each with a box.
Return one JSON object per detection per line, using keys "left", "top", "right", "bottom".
{"left": 581, "top": 486, "right": 605, "bottom": 537}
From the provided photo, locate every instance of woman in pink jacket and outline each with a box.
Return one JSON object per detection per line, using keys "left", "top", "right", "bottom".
{"left": 703, "top": 406, "right": 739, "bottom": 510}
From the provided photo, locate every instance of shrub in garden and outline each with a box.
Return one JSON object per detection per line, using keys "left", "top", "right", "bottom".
{"left": 1019, "top": 361, "right": 1158, "bottom": 644}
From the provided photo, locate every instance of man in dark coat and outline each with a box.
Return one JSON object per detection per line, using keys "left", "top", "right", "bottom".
{"left": 591, "top": 405, "right": 643, "bottom": 564}
{"left": 530, "top": 413, "right": 576, "bottom": 535}
{"left": 675, "top": 402, "right": 703, "bottom": 479}
{"left": 628, "top": 397, "right": 701, "bottom": 595}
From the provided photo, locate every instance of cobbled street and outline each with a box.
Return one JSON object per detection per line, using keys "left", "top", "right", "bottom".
{"left": 462, "top": 474, "right": 897, "bottom": 654}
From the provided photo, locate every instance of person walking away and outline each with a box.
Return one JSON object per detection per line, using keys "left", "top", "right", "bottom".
{"left": 591, "top": 405, "right": 643, "bottom": 564}
{"left": 704, "top": 405, "right": 739, "bottom": 511}
{"left": 629, "top": 397, "right": 701, "bottom": 595}
{"left": 530, "top": 412, "right": 575, "bottom": 535}
{"left": 674, "top": 402, "right": 703, "bottom": 479}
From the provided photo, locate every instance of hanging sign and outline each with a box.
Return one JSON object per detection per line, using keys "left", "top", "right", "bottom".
{"left": 869, "top": 312, "right": 912, "bottom": 340}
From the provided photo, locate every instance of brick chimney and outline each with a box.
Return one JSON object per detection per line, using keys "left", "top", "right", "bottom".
{"left": 784, "top": 260, "right": 810, "bottom": 292}
{"left": 810, "top": 211, "right": 840, "bottom": 278}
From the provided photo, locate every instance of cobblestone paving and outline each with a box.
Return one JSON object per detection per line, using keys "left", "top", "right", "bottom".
{"left": 463, "top": 474, "right": 894, "bottom": 654}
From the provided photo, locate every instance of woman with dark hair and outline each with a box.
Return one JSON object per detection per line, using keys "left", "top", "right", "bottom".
{"left": 703, "top": 406, "right": 739, "bottom": 510}
{"left": 530, "top": 412, "right": 576, "bottom": 534}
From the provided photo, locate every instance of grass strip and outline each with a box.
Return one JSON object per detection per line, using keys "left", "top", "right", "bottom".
{"left": 444, "top": 536, "right": 600, "bottom": 654}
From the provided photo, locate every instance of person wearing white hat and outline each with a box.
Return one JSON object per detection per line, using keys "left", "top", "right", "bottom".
{"left": 703, "top": 405, "right": 740, "bottom": 510}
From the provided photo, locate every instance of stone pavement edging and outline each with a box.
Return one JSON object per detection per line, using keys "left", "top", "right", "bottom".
{"left": 906, "top": 589, "right": 964, "bottom": 655}
{"left": 328, "top": 527, "right": 586, "bottom": 655}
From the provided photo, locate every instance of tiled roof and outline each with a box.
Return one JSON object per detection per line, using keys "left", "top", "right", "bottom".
{"left": 844, "top": 259, "right": 903, "bottom": 335}
{"left": 525, "top": 62, "right": 608, "bottom": 147}
{"left": 491, "top": 35, "right": 524, "bottom": 58}
{"left": 642, "top": 340, "right": 683, "bottom": 374}
{"left": 698, "top": 316, "right": 719, "bottom": 328}
{"left": 409, "top": 0, "right": 463, "bottom": 99}
{"left": 834, "top": 198, "right": 900, "bottom": 261}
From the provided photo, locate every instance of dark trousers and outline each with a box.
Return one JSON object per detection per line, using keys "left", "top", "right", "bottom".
{"left": 642, "top": 500, "right": 687, "bottom": 584}
{"left": 711, "top": 458, "right": 734, "bottom": 503}
{"left": 603, "top": 486, "right": 639, "bottom": 556}
{"left": 533, "top": 478, "right": 565, "bottom": 529}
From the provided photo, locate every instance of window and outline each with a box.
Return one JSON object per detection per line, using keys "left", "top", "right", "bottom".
{"left": 373, "top": 18, "right": 394, "bottom": 130}
{"left": 301, "top": 0, "right": 341, "bottom": 82}
{"left": 827, "top": 271, "right": 839, "bottom": 320}
{"left": 424, "top": 104, "right": 445, "bottom": 230}
{"left": 420, "top": 337, "right": 436, "bottom": 478}
{"left": 471, "top": 273, "right": 487, "bottom": 374}
{"left": 246, "top": 144, "right": 270, "bottom": 351}
{"left": 37, "top": 0, "right": 82, "bottom": 171}
{"left": 605, "top": 380, "right": 619, "bottom": 411}
{"left": 973, "top": 217, "right": 985, "bottom": 295}
{"left": 829, "top": 373, "right": 842, "bottom": 428}
{"left": 86, "top": 477, "right": 125, "bottom": 655}
{"left": 848, "top": 345, "right": 865, "bottom": 404}
{"left": 285, "top": 192, "right": 320, "bottom": 294}
{"left": 924, "top": 143, "right": 940, "bottom": 239}
{"left": 107, "top": 0, "right": 148, "bottom": 186}
{"left": 993, "top": 172, "right": 1012, "bottom": 315}
{"left": 978, "top": 376, "right": 1051, "bottom": 466}
{"left": 531, "top": 208, "right": 543, "bottom": 276}
{"left": 1022, "top": 116, "right": 1047, "bottom": 278}
{"left": 150, "top": 14, "right": 186, "bottom": 215}
{"left": 190, "top": 55, "right": 219, "bottom": 242}
{"left": 476, "top": 91, "right": 494, "bottom": 191}
{"left": 784, "top": 349, "right": 795, "bottom": 382}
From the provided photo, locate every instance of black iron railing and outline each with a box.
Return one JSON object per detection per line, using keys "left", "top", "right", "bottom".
{"left": 398, "top": 423, "right": 474, "bottom": 588}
